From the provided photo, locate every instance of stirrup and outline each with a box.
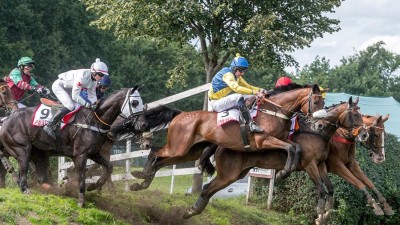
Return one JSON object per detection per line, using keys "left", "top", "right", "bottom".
{"left": 249, "top": 121, "right": 263, "bottom": 133}
{"left": 43, "top": 125, "right": 56, "bottom": 140}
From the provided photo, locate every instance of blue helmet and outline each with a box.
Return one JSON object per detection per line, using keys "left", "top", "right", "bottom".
{"left": 230, "top": 53, "right": 249, "bottom": 68}
{"left": 98, "top": 75, "right": 111, "bottom": 87}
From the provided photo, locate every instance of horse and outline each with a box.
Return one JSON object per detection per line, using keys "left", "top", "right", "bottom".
{"left": 327, "top": 114, "right": 394, "bottom": 215}
{"left": 130, "top": 83, "right": 325, "bottom": 191}
{"left": 80, "top": 105, "right": 181, "bottom": 191}
{"left": 186, "top": 97, "right": 366, "bottom": 225}
{"left": 0, "top": 78, "right": 19, "bottom": 187}
{"left": 0, "top": 86, "right": 147, "bottom": 206}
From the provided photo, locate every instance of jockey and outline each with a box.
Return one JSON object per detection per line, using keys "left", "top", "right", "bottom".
{"left": 5, "top": 57, "right": 50, "bottom": 108}
{"left": 275, "top": 76, "right": 293, "bottom": 88}
{"left": 208, "top": 53, "right": 265, "bottom": 133}
{"left": 80, "top": 75, "right": 111, "bottom": 102}
{"left": 43, "top": 58, "right": 109, "bottom": 139}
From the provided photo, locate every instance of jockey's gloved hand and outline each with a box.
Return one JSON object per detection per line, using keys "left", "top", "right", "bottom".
{"left": 41, "top": 87, "right": 51, "bottom": 95}
{"left": 35, "top": 86, "right": 44, "bottom": 94}
{"left": 85, "top": 102, "right": 97, "bottom": 110}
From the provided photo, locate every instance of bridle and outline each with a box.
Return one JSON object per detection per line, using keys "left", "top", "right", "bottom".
{"left": 0, "top": 84, "right": 18, "bottom": 115}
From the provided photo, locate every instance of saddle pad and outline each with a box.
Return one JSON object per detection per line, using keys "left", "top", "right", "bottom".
{"left": 288, "top": 115, "right": 299, "bottom": 140}
{"left": 32, "top": 103, "right": 81, "bottom": 127}
{"left": 40, "top": 98, "right": 62, "bottom": 107}
{"left": 217, "top": 106, "right": 258, "bottom": 127}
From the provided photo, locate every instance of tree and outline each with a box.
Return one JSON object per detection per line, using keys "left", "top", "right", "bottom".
{"left": 83, "top": 0, "right": 343, "bottom": 85}
{"left": 332, "top": 41, "right": 400, "bottom": 99}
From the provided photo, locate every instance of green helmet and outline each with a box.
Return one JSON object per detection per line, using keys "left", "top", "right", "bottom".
{"left": 17, "top": 57, "right": 35, "bottom": 67}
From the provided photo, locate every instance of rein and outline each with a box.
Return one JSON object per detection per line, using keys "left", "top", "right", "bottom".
{"left": 94, "top": 111, "right": 111, "bottom": 127}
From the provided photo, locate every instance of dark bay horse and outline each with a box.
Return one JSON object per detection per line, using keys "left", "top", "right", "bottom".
{"left": 187, "top": 97, "right": 366, "bottom": 225}
{"left": 0, "top": 86, "right": 147, "bottom": 206}
{"left": 81, "top": 105, "right": 181, "bottom": 191}
{"left": 131, "top": 84, "right": 325, "bottom": 188}
{"left": 327, "top": 114, "right": 393, "bottom": 215}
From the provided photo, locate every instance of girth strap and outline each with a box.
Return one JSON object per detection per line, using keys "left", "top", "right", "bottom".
{"left": 72, "top": 123, "right": 110, "bottom": 134}
{"left": 238, "top": 115, "right": 251, "bottom": 151}
{"left": 332, "top": 135, "right": 355, "bottom": 144}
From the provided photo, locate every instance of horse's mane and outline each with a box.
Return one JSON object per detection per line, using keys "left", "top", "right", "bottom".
{"left": 97, "top": 88, "right": 130, "bottom": 105}
{"left": 324, "top": 102, "right": 346, "bottom": 110}
{"left": 145, "top": 105, "right": 182, "bottom": 130}
{"left": 266, "top": 83, "right": 314, "bottom": 97}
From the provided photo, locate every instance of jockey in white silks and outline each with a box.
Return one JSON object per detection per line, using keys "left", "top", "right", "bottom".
{"left": 208, "top": 53, "right": 266, "bottom": 133}
{"left": 43, "top": 58, "right": 110, "bottom": 139}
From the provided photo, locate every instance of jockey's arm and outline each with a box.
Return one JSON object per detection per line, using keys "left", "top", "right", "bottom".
{"left": 222, "top": 73, "right": 259, "bottom": 95}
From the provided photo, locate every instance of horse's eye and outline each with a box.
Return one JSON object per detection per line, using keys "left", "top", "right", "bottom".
{"left": 131, "top": 100, "right": 139, "bottom": 107}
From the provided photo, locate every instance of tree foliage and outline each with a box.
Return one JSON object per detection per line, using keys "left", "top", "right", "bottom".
{"left": 298, "top": 41, "right": 400, "bottom": 100}
{"left": 83, "top": 0, "right": 343, "bottom": 82}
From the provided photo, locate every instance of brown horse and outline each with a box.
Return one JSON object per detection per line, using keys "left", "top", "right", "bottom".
{"left": 131, "top": 84, "right": 325, "bottom": 188}
{"left": 327, "top": 114, "right": 393, "bottom": 215}
{"left": 0, "top": 86, "right": 147, "bottom": 206}
{"left": 0, "top": 78, "right": 19, "bottom": 187}
{"left": 186, "top": 97, "right": 366, "bottom": 225}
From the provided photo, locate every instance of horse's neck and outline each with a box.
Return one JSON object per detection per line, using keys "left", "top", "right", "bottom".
{"left": 268, "top": 89, "right": 309, "bottom": 115}
{"left": 325, "top": 104, "right": 347, "bottom": 124}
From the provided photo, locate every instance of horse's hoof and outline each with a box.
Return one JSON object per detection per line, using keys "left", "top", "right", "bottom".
{"left": 373, "top": 207, "right": 384, "bottom": 216}
{"left": 41, "top": 183, "right": 52, "bottom": 190}
{"left": 78, "top": 202, "right": 84, "bottom": 207}
{"left": 183, "top": 208, "right": 200, "bottom": 219}
{"left": 87, "top": 183, "right": 97, "bottom": 192}
{"left": 383, "top": 203, "right": 394, "bottom": 215}
{"left": 131, "top": 171, "right": 145, "bottom": 179}
{"left": 130, "top": 183, "right": 141, "bottom": 191}
{"left": 23, "top": 189, "right": 31, "bottom": 194}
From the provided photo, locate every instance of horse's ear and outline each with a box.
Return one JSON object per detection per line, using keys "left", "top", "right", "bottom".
{"left": 353, "top": 96, "right": 359, "bottom": 105}
{"left": 348, "top": 96, "right": 353, "bottom": 108}
{"left": 132, "top": 84, "right": 145, "bottom": 93}
{"left": 312, "top": 84, "right": 319, "bottom": 93}
{"left": 382, "top": 114, "right": 390, "bottom": 123}
{"left": 373, "top": 116, "right": 381, "bottom": 126}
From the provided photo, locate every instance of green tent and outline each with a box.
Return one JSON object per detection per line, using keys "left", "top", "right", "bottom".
{"left": 325, "top": 93, "right": 400, "bottom": 138}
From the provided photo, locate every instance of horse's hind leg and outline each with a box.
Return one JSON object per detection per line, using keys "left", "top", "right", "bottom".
{"left": 86, "top": 153, "right": 113, "bottom": 192}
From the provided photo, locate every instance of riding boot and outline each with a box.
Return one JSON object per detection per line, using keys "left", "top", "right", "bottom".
{"left": 237, "top": 97, "right": 263, "bottom": 133}
{"left": 43, "top": 107, "right": 71, "bottom": 140}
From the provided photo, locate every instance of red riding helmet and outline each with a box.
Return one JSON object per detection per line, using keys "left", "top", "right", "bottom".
{"left": 275, "top": 77, "right": 293, "bottom": 88}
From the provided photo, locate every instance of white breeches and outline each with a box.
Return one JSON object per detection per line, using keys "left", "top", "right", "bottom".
{"left": 52, "top": 79, "right": 75, "bottom": 111}
{"left": 209, "top": 93, "right": 253, "bottom": 112}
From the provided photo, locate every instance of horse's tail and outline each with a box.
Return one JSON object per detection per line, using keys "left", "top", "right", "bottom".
{"left": 199, "top": 144, "right": 218, "bottom": 176}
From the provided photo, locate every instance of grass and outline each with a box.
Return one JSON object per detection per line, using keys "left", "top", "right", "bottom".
{"left": 1, "top": 171, "right": 301, "bottom": 225}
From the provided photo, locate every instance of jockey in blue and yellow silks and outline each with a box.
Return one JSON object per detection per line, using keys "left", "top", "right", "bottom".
{"left": 208, "top": 53, "right": 266, "bottom": 133}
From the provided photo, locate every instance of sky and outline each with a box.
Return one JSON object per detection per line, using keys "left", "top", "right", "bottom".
{"left": 289, "top": 0, "right": 400, "bottom": 70}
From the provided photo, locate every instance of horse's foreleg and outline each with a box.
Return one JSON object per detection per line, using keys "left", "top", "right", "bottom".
{"left": 286, "top": 140, "right": 301, "bottom": 172}
{"left": 86, "top": 153, "right": 113, "bottom": 192}
{"left": 371, "top": 187, "right": 394, "bottom": 215}
{"left": 0, "top": 162, "right": 6, "bottom": 188}
{"left": 348, "top": 162, "right": 394, "bottom": 215}
{"left": 131, "top": 151, "right": 157, "bottom": 179}
{"left": 17, "top": 157, "right": 31, "bottom": 194}
{"left": 361, "top": 188, "right": 384, "bottom": 215}
{"left": 73, "top": 155, "right": 88, "bottom": 207}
